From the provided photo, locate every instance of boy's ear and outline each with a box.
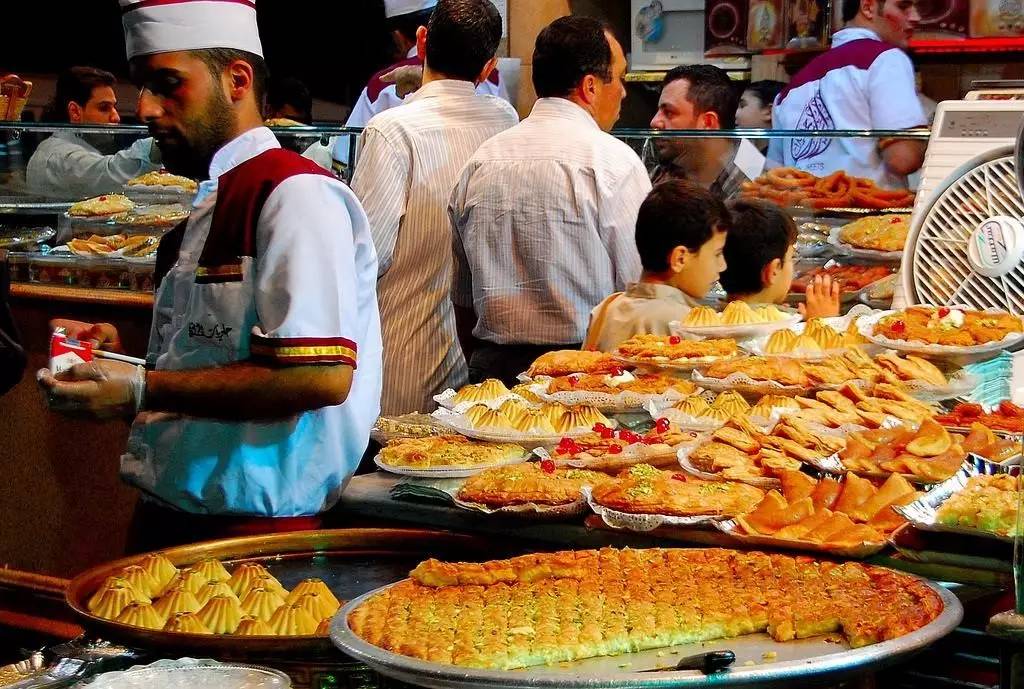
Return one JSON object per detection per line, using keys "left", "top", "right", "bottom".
{"left": 669, "top": 245, "right": 689, "bottom": 273}
{"left": 761, "top": 258, "right": 781, "bottom": 289}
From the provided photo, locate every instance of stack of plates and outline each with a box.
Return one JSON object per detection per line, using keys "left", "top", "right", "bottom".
{"left": 962, "top": 352, "right": 1014, "bottom": 408}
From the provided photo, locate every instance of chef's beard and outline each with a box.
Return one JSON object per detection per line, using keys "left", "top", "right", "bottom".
{"left": 152, "top": 87, "right": 235, "bottom": 181}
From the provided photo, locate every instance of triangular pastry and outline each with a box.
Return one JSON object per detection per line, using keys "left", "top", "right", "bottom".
{"left": 721, "top": 301, "right": 758, "bottom": 325}
{"left": 163, "top": 612, "right": 211, "bottom": 634}
{"left": 683, "top": 305, "right": 721, "bottom": 327}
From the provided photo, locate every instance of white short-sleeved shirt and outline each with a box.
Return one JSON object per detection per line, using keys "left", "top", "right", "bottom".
{"left": 122, "top": 127, "right": 382, "bottom": 517}
{"left": 769, "top": 27, "right": 926, "bottom": 188}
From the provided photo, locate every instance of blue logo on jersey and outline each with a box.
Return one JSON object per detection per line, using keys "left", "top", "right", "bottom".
{"left": 791, "top": 88, "right": 834, "bottom": 162}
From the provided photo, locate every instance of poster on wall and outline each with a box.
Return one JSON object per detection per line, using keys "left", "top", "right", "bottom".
{"left": 785, "top": 0, "right": 830, "bottom": 47}
{"left": 748, "top": 0, "right": 785, "bottom": 49}
{"left": 706, "top": 0, "right": 751, "bottom": 54}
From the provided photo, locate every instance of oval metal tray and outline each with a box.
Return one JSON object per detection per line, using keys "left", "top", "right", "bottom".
{"left": 331, "top": 572, "right": 962, "bottom": 688}
{"left": 66, "top": 528, "right": 498, "bottom": 657}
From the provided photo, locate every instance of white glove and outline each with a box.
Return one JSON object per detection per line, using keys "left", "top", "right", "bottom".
{"left": 37, "top": 359, "right": 146, "bottom": 420}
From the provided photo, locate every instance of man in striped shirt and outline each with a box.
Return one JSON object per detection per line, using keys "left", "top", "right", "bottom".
{"left": 352, "top": 0, "right": 518, "bottom": 415}
{"left": 450, "top": 16, "right": 651, "bottom": 385}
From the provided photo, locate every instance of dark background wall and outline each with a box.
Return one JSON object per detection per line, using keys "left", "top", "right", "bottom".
{"left": 0, "top": 1, "right": 398, "bottom": 114}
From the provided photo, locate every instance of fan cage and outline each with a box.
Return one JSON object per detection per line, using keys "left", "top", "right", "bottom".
{"left": 910, "top": 154, "right": 1024, "bottom": 315}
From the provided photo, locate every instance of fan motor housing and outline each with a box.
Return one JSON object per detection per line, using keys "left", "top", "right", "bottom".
{"left": 968, "top": 216, "right": 1024, "bottom": 278}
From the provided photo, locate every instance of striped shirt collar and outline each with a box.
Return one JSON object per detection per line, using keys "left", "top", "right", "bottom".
{"left": 528, "top": 97, "right": 600, "bottom": 130}
{"left": 409, "top": 79, "right": 478, "bottom": 102}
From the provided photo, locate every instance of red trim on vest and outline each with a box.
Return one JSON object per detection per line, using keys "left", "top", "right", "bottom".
{"left": 198, "top": 147, "right": 333, "bottom": 269}
{"left": 776, "top": 38, "right": 898, "bottom": 107}
{"left": 123, "top": 0, "right": 256, "bottom": 13}
{"left": 365, "top": 55, "right": 502, "bottom": 104}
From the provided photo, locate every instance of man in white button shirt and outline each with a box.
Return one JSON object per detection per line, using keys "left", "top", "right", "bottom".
{"left": 352, "top": 0, "right": 518, "bottom": 415}
{"left": 450, "top": 16, "right": 651, "bottom": 385}
{"left": 769, "top": 0, "right": 926, "bottom": 187}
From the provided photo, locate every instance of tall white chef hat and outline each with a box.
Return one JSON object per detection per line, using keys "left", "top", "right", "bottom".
{"left": 384, "top": 0, "right": 438, "bottom": 19}
{"left": 121, "top": 0, "right": 264, "bottom": 60}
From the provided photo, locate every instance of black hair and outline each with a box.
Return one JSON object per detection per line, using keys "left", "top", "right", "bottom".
{"left": 46, "top": 66, "right": 116, "bottom": 122}
{"left": 719, "top": 199, "right": 798, "bottom": 294}
{"left": 425, "top": 0, "right": 502, "bottom": 82}
{"left": 663, "top": 64, "right": 738, "bottom": 129}
{"left": 841, "top": 0, "right": 883, "bottom": 22}
{"left": 744, "top": 80, "right": 786, "bottom": 109}
{"left": 389, "top": 8, "right": 436, "bottom": 43}
{"left": 532, "top": 16, "right": 613, "bottom": 99}
{"left": 635, "top": 180, "right": 729, "bottom": 273}
{"left": 267, "top": 75, "right": 313, "bottom": 123}
{"left": 192, "top": 48, "right": 269, "bottom": 106}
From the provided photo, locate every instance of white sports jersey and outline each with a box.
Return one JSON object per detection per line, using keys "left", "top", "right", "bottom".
{"left": 769, "top": 27, "right": 926, "bottom": 188}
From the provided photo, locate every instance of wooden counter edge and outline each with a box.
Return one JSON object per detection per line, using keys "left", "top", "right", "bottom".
{"left": 10, "top": 284, "right": 154, "bottom": 309}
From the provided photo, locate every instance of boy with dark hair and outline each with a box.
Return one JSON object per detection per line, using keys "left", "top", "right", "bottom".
{"left": 584, "top": 180, "right": 728, "bottom": 351}
{"left": 721, "top": 199, "right": 839, "bottom": 318}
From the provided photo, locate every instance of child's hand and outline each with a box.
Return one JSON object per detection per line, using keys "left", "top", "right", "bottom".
{"left": 799, "top": 274, "right": 841, "bottom": 319}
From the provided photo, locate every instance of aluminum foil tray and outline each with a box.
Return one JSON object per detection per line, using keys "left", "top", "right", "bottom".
{"left": 330, "top": 575, "right": 961, "bottom": 689}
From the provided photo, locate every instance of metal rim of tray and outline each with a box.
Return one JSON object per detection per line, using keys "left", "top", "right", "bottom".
{"left": 330, "top": 572, "right": 962, "bottom": 689}
{"left": 65, "top": 527, "right": 492, "bottom": 656}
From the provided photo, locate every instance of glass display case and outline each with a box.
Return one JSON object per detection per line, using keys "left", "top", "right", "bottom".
{"left": 0, "top": 121, "right": 929, "bottom": 308}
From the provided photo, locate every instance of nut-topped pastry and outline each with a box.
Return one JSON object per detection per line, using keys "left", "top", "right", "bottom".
{"left": 512, "top": 410, "right": 557, "bottom": 435}
{"left": 293, "top": 591, "right": 340, "bottom": 622}
{"left": 227, "top": 563, "right": 273, "bottom": 596}
{"left": 792, "top": 334, "right": 823, "bottom": 353}
{"left": 711, "top": 391, "right": 750, "bottom": 416}
{"left": 166, "top": 567, "right": 208, "bottom": 595}
{"left": 88, "top": 577, "right": 149, "bottom": 613}
{"left": 764, "top": 329, "right": 799, "bottom": 354}
{"left": 191, "top": 558, "right": 231, "bottom": 583}
{"left": 756, "top": 305, "right": 789, "bottom": 322}
{"left": 285, "top": 579, "right": 341, "bottom": 609}
{"left": 673, "top": 395, "right": 710, "bottom": 416}
{"left": 89, "top": 581, "right": 150, "bottom": 619}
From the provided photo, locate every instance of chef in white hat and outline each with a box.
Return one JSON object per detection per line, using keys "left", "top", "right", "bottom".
{"left": 326, "top": 0, "right": 510, "bottom": 173}
{"left": 39, "top": 0, "right": 382, "bottom": 548}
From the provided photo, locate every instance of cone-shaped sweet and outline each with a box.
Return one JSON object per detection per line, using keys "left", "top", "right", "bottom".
{"left": 293, "top": 591, "right": 340, "bottom": 622}
{"left": 152, "top": 588, "right": 201, "bottom": 618}
{"left": 227, "top": 563, "right": 272, "bottom": 596}
{"left": 240, "top": 586, "right": 286, "bottom": 622}
{"left": 87, "top": 577, "right": 149, "bottom": 613}
{"left": 285, "top": 579, "right": 340, "bottom": 608}
{"left": 166, "top": 567, "right": 208, "bottom": 595}
{"left": 267, "top": 604, "right": 319, "bottom": 635}
{"left": 118, "top": 565, "right": 162, "bottom": 598}
{"left": 246, "top": 572, "right": 289, "bottom": 599}
{"left": 196, "top": 594, "right": 244, "bottom": 634}
{"left": 235, "top": 615, "right": 274, "bottom": 636}
{"left": 90, "top": 583, "right": 147, "bottom": 620}
{"left": 163, "top": 612, "right": 211, "bottom": 634}
{"left": 191, "top": 558, "right": 231, "bottom": 583}
{"left": 195, "top": 580, "right": 239, "bottom": 606}
{"left": 114, "top": 602, "right": 165, "bottom": 630}
{"left": 137, "top": 553, "right": 178, "bottom": 593}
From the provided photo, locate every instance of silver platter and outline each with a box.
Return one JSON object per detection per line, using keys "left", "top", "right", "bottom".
{"left": 330, "top": 574, "right": 962, "bottom": 688}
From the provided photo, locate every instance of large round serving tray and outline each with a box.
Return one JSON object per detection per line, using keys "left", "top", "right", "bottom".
{"left": 66, "top": 528, "right": 496, "bottom": 657}
{"left": 331, "top": 574, "right": 961, "bottom": 689}
{"left": 857, "top": 308, "right": 1024, "bottom": 362}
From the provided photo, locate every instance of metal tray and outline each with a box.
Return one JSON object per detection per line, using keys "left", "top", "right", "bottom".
{"left": 330, "top": 573, "right": 961, "bottom": 689}
{"left": 65, "top": 528, "right": 501, "bottom": 657}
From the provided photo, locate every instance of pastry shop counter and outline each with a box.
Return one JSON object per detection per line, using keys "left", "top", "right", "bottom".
{"left": 0, "top": 288, "right": 152, "bottom": 578}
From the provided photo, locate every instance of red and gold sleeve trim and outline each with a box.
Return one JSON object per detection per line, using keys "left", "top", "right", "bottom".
{"left": 250, "top": 334, "right": 357, "bottom": 367}
{"left": 195, "top": 263, "right": 244, "bottom": 284}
